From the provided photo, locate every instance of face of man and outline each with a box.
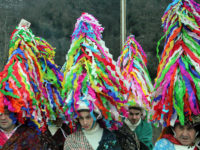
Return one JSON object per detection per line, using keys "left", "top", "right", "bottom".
{"left": 127, "top": 108, "right": 142, "bottom": 125}
{"left": 79, "top": 111, "right": 96, "bottom": 131}
{"left": 174, "top": 124, "right": 196, "bottom": 146}
{"left": 0, "top": 109, "right": 15, "bottom": 133}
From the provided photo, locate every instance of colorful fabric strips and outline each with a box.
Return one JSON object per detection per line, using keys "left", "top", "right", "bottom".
{"left": 152, "top": 0, "right": 200, "bottom": 127}
{"left": 62, "top": 12, "right": 128, "bottom": 129}
{"left": 117, "top": 35, "right": 154, "bottom": 118}
{"left": 0, "top": 22, "right": 64, "bottom": 130}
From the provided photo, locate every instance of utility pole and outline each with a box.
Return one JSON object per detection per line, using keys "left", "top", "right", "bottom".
{"left": 120, "top": 0, "right": 126, "bottom": 51}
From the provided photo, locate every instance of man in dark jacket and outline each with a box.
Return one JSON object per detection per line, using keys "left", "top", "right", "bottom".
{"left": 115, "top": 121, "right": 149, "bottom": 150}
{"left": 0, "top": 108, "right": 43, "bottom": 150}
{"left": 115, "top": 104, "right": 152, "bottom": 150}
{"left": 40, "top": 117, "right": 71, "bottom": 150}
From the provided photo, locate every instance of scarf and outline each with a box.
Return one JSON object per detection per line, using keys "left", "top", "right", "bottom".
{"left": 163, "top": 134, "right": 198, "bottom": 150}
{"left": 124, "top": 118, "right": 141, "bottom": 131}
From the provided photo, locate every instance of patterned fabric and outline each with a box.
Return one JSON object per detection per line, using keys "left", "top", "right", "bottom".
{"left": 0, "top": 125, "right": 21, "bottom": 147}
{"left": 0, "top": 130, "right": 8, "bottom": 148}
{"left": 154, "top": 138, "right": 199, "bottom": 150}
{"left": 64, "top": 128, "right": 121, "bottom": 150}
{"left": 162, "top": 134, "right": 182, "bottom": 145}
{"left": 115, "top": 123, "right": 140, "bottom": 150}
{"left": 41, "top": 124, "right": 71, "bottom": 150}
{"left": 97, "top": 129, "right": 121, "bottom": 150}
{"left": 64, "top": 130, "right": 93, "bottom": 150}
{"left": 154, "top": 139, "right": 175, "bottom": 150}
{"left": 115, "top": 122, "right": 149, "bottom": 150}
{"left": 0, "top": 124, "right": 43, "bottom": 150}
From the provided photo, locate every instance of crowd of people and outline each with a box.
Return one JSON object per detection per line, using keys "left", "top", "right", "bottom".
{"left": 1, "top": 101, "right": 200, "bottom": 150}
{"left": 0, "top": 103, "right": 154, "bottom": 150}
{"left": 0, "top": 0, "right": 200, "bottom": 150}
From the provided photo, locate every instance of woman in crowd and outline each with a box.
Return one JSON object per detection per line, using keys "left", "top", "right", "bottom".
{"left": 64, "top": 105, "right": 121, "bottom": 150}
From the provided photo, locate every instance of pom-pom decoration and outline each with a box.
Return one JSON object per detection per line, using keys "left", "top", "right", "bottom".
{"left": 117, "top": 35, "right": 154, "bottom": 119}
{"left": 0, "top": 19, "right": 64, "bottom": 130}
{"left": 62, "top": 13, "right": 129, "bottom": 129}
{"left": 152, "top": 0, "right": 200, "bottom": 127}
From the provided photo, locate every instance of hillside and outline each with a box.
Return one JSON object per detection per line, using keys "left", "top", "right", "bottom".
{"left": 0, "top": 0, "right": 170, "bottom": 80}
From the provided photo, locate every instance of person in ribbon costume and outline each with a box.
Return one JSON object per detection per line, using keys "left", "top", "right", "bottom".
{"left": 116, "top": 35, "right": 154, "bottom": 150}
{"left": 62, "top": 12, "right": 129, "bottom": 150}
{"left": 0, "top": 19, "right": 69, "bottom": 149}
{"left": 152, "top": 0, "right": 200, "bottom": 149}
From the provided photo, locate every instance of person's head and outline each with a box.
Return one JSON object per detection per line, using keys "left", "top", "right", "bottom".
{"left": 172, "top": 123, "right": 199, "bottom": 146}
{"left": 127, "top": 105, "right": 143, "bottom": 125}
{"left": 78, "top": 109, "right": 97, "bottom": 131}
{"left": 0, "top": 108, "right": 16, "bottom": 133}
